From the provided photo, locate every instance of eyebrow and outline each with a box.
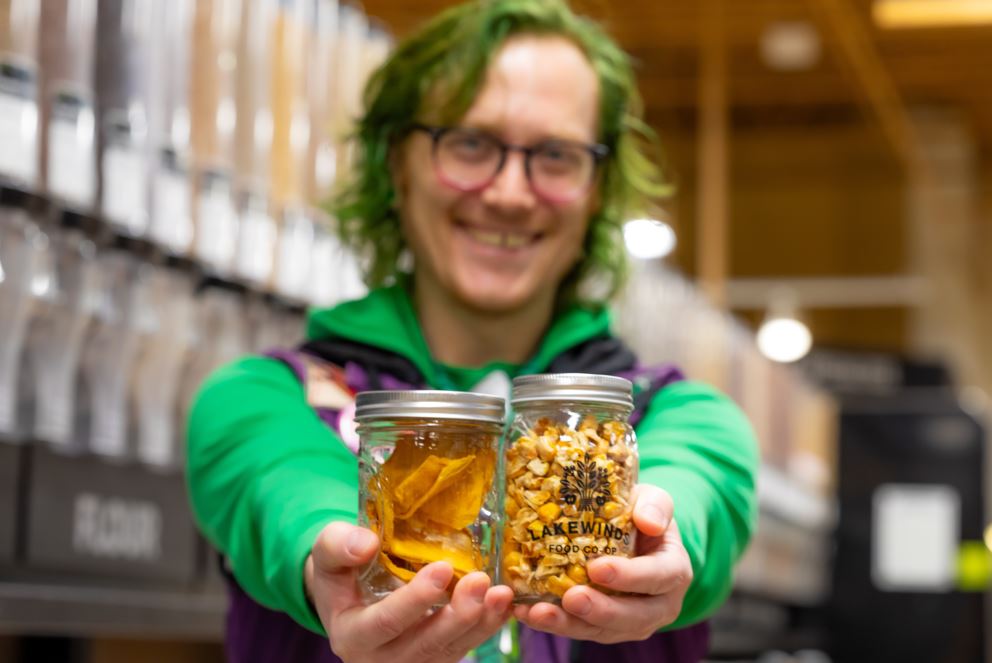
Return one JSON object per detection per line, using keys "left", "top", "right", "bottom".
{"left": 456, "top": 123, "right": 596, "bottom": 146}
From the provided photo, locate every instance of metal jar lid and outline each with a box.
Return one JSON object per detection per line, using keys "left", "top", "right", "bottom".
{"left": 511, "top": 373, "right": 633, "bottom": 409}
{"left": 354, "top": 390, "right": 506, "bottom": 424}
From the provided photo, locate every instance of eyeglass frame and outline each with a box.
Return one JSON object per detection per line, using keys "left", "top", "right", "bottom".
{"left": 408, "top": 123, "right": 611, "bottom": 204}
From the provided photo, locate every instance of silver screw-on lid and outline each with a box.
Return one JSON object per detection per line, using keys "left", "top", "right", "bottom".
{"left": 511, "top": 373, "right": 633, "bottom": 409}
{"left": 354, "top": 390, "right": 506, "bottom": 423}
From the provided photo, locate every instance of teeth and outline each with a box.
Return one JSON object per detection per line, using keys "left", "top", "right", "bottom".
{"left": 504, "top": 233, "right": 530, "bottom": 249}
{"left": 464, "top": 227, "right": 533, "bottom": 249}
{"left": 466, "top": 228, "right": 503, "bottom": 247}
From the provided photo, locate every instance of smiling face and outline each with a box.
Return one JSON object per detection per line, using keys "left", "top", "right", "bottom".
{"left": 393, "top": 34, "right": 601, "bottom": 314}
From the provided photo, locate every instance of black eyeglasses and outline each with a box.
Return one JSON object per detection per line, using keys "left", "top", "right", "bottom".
{"left": 410, "top": 123, "right": 609, "bottom": 204}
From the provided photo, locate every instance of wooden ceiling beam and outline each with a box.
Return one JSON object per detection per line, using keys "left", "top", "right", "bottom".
{"left": 805, "top": 0, "right": 924, "bottom": 172}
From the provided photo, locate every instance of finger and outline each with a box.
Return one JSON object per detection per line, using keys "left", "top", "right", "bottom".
{"left": 586, "top": 522, "right": 692, "bottom": 595}
{"left": 559, "top": 584, "right": 682, "bottom": 635}
{"left": 515, "top": 561, "right": 688, "bottom": 637}
{"left": 384, "top": 572, "right": 490, "bottom": 660}
{"left": 334, "top": 561, "right": 453, "bottom": 649}
{"left": 631, "top": 484, "right": 674, "bottom": 537}
{"left": 386, "top": 578, "right": 512, "bottom": 662}
{"left": 514, "top": 601, "right": 606, "bottom": 642}
{"left": 309, "top": 522, "right": 380, "bottom": 615}
{"left": 446, "top": 585, "right": 514, "bottom": 654}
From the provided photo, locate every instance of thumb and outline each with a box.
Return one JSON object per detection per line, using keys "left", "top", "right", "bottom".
{"left": 308, "top": 521, "right": 380, "bottom": 616}
{"left": 631, "top": 483, "right": 674, "bottom": 538}
{"left": 312, "top": 521, "right": 380, "bottom": 573}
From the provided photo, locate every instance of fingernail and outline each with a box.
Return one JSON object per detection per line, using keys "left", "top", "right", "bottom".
{"left": 595, "top": 562, "right": 616, "bottom": 583}
{"left": 470, "top": 580, "right": 487, "bottom": 604}
{"left": 430, "top": 564, "right": 452, "bottom": 589}
{"left": 570, "top": 593, "right": 592, "bottom": 616}
{"left": 645, "top": 504, "right": 667, "bottom": 529}
{"left": 346, "top": 529, "right": 374, "bottom": 556}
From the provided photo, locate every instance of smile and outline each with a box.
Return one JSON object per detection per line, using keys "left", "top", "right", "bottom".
{"left": 458, "top": 223, "right": 542, "bottom": 250}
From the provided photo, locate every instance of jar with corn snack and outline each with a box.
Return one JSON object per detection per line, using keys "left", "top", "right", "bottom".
{"left": 356, "top": 390, "right": 505, "bottom": 603}
{"left": 502, "top": 374, "right": 637, "bottom": 603}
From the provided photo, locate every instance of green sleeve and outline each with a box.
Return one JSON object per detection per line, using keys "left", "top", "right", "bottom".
{"left": 186, "top": 355, "right": 359, "bottom": 635}
{"left": 635, "top": 380, "right": 759, "bottom": 629}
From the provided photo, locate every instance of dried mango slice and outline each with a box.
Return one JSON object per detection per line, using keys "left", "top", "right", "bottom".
{"left": 372, "top": 438, "right": 496, "bottom": 586}
{"left": 371, "top": 483, "right": 394, "bottom": 542}
{"left": 386, "top": 518, "right": 481, "bottom": 577}
{"left": 393, "top": 454, "right": 475, "bottom": 520}
{"left": 419, "top": 486, "right": 481, "bottom": 529}
{"left": 378, "top": 552, "right": 417, "bottom": 582}
{"left": 419, "top": 452, "right": 494, "bottom": 530}
{"left": 385, "top": 536, "right": 479, "bottom": 577}
{"left": 393, "top": 455, "right": 447, "bottom": 512}
{"left": 378, "top": 439, "right": 423, "bottom": 493}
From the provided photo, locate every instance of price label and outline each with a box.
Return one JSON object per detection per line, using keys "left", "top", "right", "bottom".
{"left": 24, "top": 448, "right": 199, "bottom": 582}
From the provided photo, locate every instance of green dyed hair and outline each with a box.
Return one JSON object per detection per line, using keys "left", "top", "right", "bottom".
{"left": 332, "top": 0, "right": 671, "bottom": 306}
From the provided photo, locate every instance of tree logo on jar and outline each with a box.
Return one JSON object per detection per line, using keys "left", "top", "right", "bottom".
{"left": 560, "top": 453, "right": 612, "bottom": 513}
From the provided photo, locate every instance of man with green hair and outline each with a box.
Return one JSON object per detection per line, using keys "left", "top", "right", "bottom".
{"left": 187, "top": 0, "right": 758, "bottom": 661}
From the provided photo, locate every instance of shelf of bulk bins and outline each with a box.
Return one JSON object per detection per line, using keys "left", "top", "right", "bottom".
{"left": 615, "top": 262, "right": 838, "bottom": 653}
{"left": 0, "top": 191, "right": 228, "bottom": 639}
{"left": 0, "top": 581, "right": 228, "bottom": 639}
{"left": 0, "top": 0, "right": 386, "bottom": 638}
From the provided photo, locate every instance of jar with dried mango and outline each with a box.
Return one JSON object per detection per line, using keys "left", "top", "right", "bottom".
{"left": 356, "top": 390, "right": 504, "bottom": 602}
{"left": 502, "top": 374, "right": 636, "bottom": 603}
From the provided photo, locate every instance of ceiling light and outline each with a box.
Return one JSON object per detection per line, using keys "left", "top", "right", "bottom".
{"left": 875, "top": 0, "right": 992, "bottom": 28}
{"left": 757, "top": 286, "right": 813, "bottom": 363}
{"left": 758, "top": 317, "right": 813, "bottom": 363}
{"left": 623, "top": 218, "right": 677, "bottom": 260}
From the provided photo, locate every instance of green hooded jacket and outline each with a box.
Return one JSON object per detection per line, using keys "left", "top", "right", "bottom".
{"left": 187, "top": 285, "right": 759, "bottom": 636}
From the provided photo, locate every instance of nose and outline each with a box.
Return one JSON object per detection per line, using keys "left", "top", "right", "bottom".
{"left": 481, "top": 149, "right": 537, "bottom": 212}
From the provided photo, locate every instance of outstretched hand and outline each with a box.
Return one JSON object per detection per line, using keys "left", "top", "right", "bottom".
{"left": 306, "top": 521, "right": 514, "bottom": 662}
{"left": 512, "top": 484, "right": 692, "bottom": 643}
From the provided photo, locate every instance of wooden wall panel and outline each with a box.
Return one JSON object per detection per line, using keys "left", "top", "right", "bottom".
{"left": 654, "top": 121, "right": 907, "bottom": 279}
{"left": 737, "top": 307, "right": 909, "bottom": 353}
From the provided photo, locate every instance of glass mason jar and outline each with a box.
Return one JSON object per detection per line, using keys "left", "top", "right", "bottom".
{"left": 502, "top": 374, "right": 637, "bottom": 603}
{"left": 356, "top": 390, "right": 505, "bottom": 602}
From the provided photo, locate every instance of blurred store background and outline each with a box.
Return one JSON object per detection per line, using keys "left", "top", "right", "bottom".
{"left": 0, "top": 0, "right": 989, "bottom": 661}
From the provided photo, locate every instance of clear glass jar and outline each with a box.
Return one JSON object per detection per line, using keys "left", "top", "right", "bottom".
{"left": 356, "top": 390, "right": 505, "bottom": 602}
{"left": 503, "top": 374, "right": 637, "bottom": 603}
